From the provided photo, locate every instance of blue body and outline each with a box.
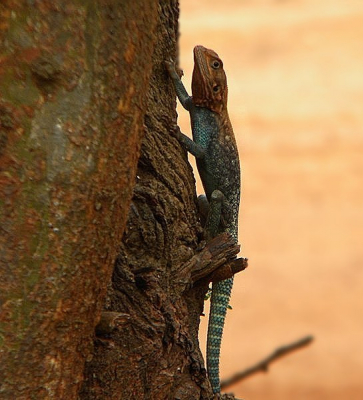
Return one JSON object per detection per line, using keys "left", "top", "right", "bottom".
{"left": 190, "top": 104, "right": 240, "bottom": 394}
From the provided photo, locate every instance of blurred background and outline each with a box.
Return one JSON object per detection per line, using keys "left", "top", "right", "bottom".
{"left": 177, "top": 1, "right": 363, "bottom": 399}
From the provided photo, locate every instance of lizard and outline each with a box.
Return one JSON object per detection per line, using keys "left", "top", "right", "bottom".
{"left": 165, "top": 45, "right": 241, "bottom": 394}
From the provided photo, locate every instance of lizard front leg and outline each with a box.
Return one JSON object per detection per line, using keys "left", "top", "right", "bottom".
{"left": 165, "top": 61, "right": 206, "bottom": 159}
{"left": 165, "top": 60, "right": 193, "bottom": 110}
{"left": 172, "top": 126, "right": 206, "bottom": 159}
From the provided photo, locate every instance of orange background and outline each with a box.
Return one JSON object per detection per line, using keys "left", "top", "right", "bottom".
{"left": 177, "top": 1, "right": 363, "bottom": 399}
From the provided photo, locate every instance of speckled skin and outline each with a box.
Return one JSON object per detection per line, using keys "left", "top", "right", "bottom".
{"left": 166, "top": 45, "right": 241, "bottom": 394}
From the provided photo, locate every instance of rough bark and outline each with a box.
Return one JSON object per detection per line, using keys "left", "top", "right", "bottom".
{"left": 0, "top": 1, "right": 158, "bottom": 398}
{"left": 80, "top": 1, "right": 216, "bottom": 398}
{"left": 1, "top": 1, "right": 243, "bottom": 399}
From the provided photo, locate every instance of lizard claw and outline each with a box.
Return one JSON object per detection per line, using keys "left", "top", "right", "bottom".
{"left": 165, "top": 59, "right": 184, "bottom": 78}
{"left": 164, "top": 59, "right": 175, "bottom": 75}
{"left": 164, "top": 59, "right": 174, "bottom": 70}
{"left": 171, "top": 125, "right": 182, "bottom": 140}
{"left": 176, "top": 65, "right": 184, "bottom": 78}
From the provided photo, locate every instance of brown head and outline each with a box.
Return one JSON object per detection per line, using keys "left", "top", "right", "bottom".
{"left": 191, "top": 45, "right": 228, "bottom": 113}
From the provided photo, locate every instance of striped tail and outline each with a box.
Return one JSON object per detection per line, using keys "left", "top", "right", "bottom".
{"left": 207, "top": 276, "right": 234, "bottom": 393}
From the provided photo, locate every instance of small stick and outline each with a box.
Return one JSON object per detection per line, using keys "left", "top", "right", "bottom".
{"left": 210, "top": 257, "right": 248, "bottom": 283}
{"left": 189, "top": 232, "right": 242, "bottom": 283}
{"left": 95, "top": 311, "right": 130, "bottom": 336}
{"left": 220, "top": 335, "right": 314, "bottom": 390}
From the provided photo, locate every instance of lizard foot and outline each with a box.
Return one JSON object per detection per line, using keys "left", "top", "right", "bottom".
{"left": 164, "top": 59, "right": 184, "bottom": 78}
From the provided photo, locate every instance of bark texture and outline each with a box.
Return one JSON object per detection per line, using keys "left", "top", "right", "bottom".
{"left": 0, "top": 1, "right": 158, "bottom": 398}
{"left": 1, "top": 1, "right": 240, "bottom": 399}
{"left": 80, "top": 1, "right": 215, "bottom": 398}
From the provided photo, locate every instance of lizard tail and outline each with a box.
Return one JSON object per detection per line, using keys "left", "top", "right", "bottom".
{"left": 206, "top": 276, "right": 234, "bottom": 394}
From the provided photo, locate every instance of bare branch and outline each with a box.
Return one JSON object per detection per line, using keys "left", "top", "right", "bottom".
{"left": 210, "top": 257, "right": 248, "bottom": 283}
{"left": 177, "top": 232, "right": 247, "bottom": 286}
{"left": 220, "top": 335, "right": 314, "bottom": 390}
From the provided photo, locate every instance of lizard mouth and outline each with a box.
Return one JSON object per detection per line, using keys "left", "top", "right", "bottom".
{"left": 194, "top": 45, "right": 207, "bottom": 54}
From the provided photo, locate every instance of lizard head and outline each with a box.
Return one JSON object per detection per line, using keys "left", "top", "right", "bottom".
{"left": 191, "top": 45, "right": 228, "bottom": 114}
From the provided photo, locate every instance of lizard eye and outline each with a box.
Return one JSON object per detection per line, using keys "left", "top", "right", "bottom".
{"left": 211, "top": 60, "right": 220, "bottom": 69}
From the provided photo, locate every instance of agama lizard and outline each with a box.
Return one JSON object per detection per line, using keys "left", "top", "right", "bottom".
{"left": 166, "top": 45, "right": 241, "bottom": 394}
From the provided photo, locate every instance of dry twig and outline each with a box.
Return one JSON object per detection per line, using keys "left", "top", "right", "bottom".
{"left": 221, "top": 335, "right": 314, "bottom": 390}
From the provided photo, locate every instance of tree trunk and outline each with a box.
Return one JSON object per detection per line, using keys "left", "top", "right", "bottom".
{"left": 1, "top": 1, "right": 239, "bottom": 399}
{"left": 0, "top": 1, "right": 158, "bottom": 398}
{"left": 80, "top": 1, "right": 217, "bottom": 398}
